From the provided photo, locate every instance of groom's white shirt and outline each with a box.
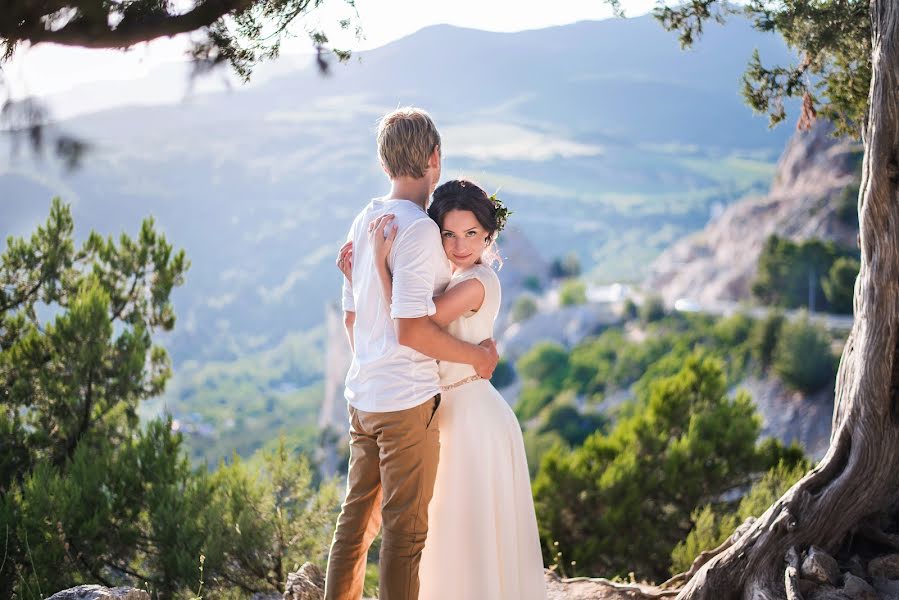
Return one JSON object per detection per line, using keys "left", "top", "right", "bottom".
{"left": 342, "top": 198, "right": 452, "bottom": 412}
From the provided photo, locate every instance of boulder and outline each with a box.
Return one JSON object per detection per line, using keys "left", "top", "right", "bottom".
{"left": 801, "top": 546, "right": 841, "bottom": 586}
{"left": 45, "top": 586, "right": 149, "bottom": 600}
{"left": 867, "top": 554, "right": 899, "bottom": 579}
{"left": 841, "top": 573, "right": 876, "bottom": 600}
{"left": 284, "top": 562, "right": 325, "bottom": 600}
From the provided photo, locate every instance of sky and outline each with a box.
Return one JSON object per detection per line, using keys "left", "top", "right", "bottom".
{"left": 4, "top": 0, "right": 658, "bottom": 98}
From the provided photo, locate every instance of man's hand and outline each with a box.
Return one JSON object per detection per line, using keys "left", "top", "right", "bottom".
{"left": 474, "top": 338, "right": 499, "bottom": 380}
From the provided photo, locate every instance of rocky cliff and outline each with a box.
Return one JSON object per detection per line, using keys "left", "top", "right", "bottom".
{"left": 645, "top": 121, "right": 861, "bottom": 306}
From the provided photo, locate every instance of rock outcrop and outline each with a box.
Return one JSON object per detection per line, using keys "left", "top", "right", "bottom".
{"left": 645, "top": 121, "right": 861, "bottom": 307}
{"left": 45, "top": 587, "right": 149, "bottom": 600}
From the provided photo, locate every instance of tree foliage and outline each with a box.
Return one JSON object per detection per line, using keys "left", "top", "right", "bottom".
{"left": 752, "top": 235, "right": 858, "bottom": 314}
{"left": 670, "top": 459, "right": 810, "bottom": 574}
{"left": 772, "top": 314, "right": 838, "bottom": 393}
{"left": 559, "top": 279, "right": 587, "bottom": 307}
{"left": 0, "top": 201, "right": 338, "bottom": 598}
{"left": 533, "top": 352, "right": 801, "bottom": 580}
{"left": 0, "top": 0, "right": 357, "bottom": 80}
{"left": 654, "top": 0, "right": 871, "bottom": 137}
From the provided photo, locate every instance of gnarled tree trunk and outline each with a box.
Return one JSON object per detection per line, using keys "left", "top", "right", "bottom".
{"left": 675, "top": 1, "right": 899, "bottom": 598}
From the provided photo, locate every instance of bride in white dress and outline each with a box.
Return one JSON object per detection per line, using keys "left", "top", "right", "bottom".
{"left": 342, "top": 179, "right": 547, "bottom": 599}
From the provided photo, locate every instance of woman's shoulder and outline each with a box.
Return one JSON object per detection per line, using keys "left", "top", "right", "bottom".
{"left": 474, "top": 263, "right": 500, "bottom": 286}
{"left": 454, "top": 263, "right": 499, "bottom": 285}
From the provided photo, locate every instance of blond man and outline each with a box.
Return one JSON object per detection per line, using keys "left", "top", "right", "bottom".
{"left": 325, "top": 108, "right": 499, "bottom": 600}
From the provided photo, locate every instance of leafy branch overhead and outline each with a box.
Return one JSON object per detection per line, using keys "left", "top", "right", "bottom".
{"left": 0, "top": 0, "right": 360, "bottom": 80}
{"left": 649, "top": 0, "right": 871, "bottom": 137}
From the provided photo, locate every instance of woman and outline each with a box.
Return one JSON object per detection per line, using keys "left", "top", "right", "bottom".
{"left": 338, "top": 179, "right": 547, "bottom": 599}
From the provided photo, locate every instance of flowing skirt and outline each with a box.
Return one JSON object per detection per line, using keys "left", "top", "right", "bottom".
{"left": 418, "top": 379, "right": 547, "bottom": 599}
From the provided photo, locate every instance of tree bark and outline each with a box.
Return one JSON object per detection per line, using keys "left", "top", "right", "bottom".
{"left": 676, "top": 1, "right": 899, "bottom": 598}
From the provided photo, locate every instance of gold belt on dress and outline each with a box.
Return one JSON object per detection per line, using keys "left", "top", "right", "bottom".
{"left": 439, "top": 374, "right": 482, "bottom": 392}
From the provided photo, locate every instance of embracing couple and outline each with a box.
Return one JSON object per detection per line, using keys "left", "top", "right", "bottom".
{"left": 324, "top": 107, "right": 547, "bottom": 600}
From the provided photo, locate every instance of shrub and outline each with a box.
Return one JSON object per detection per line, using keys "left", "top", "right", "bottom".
{"left": 670, "top": 459, "right": 810, "bottom": 573}
{"left": 749, "top": 311, "right": 786, "bottom": 372}
{"left": 490, "top": 358, "right": 516, "bottom": 389}
{"left": 517, "top": 342, "right": 570, "bottom": 391}
{"left": 533, "top": 352, "right": 783, "bottom": 580}
{"left": 559, "top": 279, "right": 588, "bottom": 306}
{"left": 822, "top": 256, "right": 859, "bottom": 315}
{"left": 511, "top": 295, "right": 539, "bottom": 323}
{"left": 773, "top": 316, "right": 837, "bottom": 392}
{"left": 640, "top": 295, "right": 667, "bottom": 323}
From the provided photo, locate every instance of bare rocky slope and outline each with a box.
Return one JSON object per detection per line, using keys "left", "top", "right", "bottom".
{"left": 645, "top": 121, "right": 861, "bottom": 307}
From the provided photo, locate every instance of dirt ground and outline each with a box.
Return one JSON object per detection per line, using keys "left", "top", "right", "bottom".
{"left": 545, "top": 571, "right": 677, "bottom": 600}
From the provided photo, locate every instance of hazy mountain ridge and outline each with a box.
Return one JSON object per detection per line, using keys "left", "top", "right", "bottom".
{"left": 2, "top": 15, "right": 796, "bottom": 367}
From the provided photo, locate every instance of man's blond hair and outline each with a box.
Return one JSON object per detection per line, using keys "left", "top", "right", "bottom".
{"left": 377, "top": 107, "right": 441, "bottom": 179}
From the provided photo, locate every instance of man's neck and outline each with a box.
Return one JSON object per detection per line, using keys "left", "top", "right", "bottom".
{"left": 386, "top": 177, "right": 431, "bottom": 210}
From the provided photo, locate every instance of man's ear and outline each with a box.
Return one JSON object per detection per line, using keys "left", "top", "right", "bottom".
{"left": 428, "top": 145, "right": 440, "bottom": 168}
{"left": 380, "top": 159, "right": 391, "bottom": 177}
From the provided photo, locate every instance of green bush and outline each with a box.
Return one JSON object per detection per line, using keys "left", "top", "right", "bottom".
{"left": 522, "top": 429, "right": 566, "bottom": 478}
{"left": 490, "top": 357, "right": 516, "bottom": 389}
{"left": 752, "top": 235, "right": 858, "bottom": 312}
{"left": 773, "top": 316, "right": 837, "bottom": 392}
{"left": 639, "top": 295, "right": 667, "bottom": 323}
{"left": 511, "top": 295, "right": 539, "bottom": 323}
{"left": 550, "top": 253, "right": 582, "bottom": 279}
{"left": 523, "top": 275, "right": 543, "bottom": 293}
{"left": 517, "top": 342, "right": 570, "bottom": 391}
{"left": 566, "top": 330, "right": 623, "bottom": 396}
{"left": 670, "top": 459, "right": 810, "bottom": 573}
{"left": 533, "top": 352, "right": 784, "bottom": 581}
{"left": 822, "top": 256, "right": 859, "bottom": 315}
{"left": 538, "top": 402, "right": 607, "bottom": 447}
{"left": 749, "top": 311, "right": 786, "bottom": 372}
{"left": 515, "top": 386, "right": 556, "bottom": 421}
{"left": 835, "top": 181, "right": 860, "bottom": 228}
{"left": 712, "top": 313, "right": 754, "bottom": 348}
{"left": 0, "top": 201, "right": 340, "bottom": 598}
{"left": 559, "top": 279, "right": 588, "bottom": 306}
{"left": 623, "top": 298, "right": 639, "bottom": 320}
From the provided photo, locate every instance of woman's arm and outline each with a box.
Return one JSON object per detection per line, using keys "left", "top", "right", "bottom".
{"left": 431, "top": 279, "right": 485, "bottom": 328}
{"left": 371, "top": 214, "right": 397, "bottom": 310}
{"left": 370, "top": 216, "right": 486, "bottom": 328}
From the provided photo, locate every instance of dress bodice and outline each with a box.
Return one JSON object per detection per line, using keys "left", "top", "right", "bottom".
{"left": 438, "top": 264, "right": 502, "bottom": 385}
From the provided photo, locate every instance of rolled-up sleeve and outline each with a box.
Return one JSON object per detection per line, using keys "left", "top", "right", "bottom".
{"left": 390, "top": 219, "right": 442, "bottom": 319}
{"left": 340, "top": 222, "right": 356, "bottom": 312}
{"left": 341, "top": 275, "right": 354, "bottom": 312}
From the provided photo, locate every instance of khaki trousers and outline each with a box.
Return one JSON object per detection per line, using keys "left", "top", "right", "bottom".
{"left": 324, "top": 396, "right": 440, "bottom": 600}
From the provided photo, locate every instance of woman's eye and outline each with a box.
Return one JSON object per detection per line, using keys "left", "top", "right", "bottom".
{"left": 442, "top": 232, "right": 454, "bottom": 238}
{"left": 466, "top": 231, "right": 477, "bottom": 237}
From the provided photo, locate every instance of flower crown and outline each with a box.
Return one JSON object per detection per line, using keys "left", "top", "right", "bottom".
{"left": 489, "top": 193, "right": 512, "bottom": 234}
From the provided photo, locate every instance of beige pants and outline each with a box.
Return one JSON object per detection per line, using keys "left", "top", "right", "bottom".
{"left": 324, "top": 396, "right": 441, "bottom": 600}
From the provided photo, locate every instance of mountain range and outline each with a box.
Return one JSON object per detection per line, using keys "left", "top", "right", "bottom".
{"left": 1, "top": 14, "right": 797, "bottom": 366}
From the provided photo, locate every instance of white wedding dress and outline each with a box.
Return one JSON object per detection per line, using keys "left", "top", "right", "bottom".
{"left": 418, "top": 263, "right": 547, "bottom": 600}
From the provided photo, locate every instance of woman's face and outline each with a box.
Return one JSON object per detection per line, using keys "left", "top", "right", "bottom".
{"left": 440, "top": 209, "right": 489, "bottom": 270}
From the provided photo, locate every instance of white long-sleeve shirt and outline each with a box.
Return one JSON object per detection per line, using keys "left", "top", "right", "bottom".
{"left": 342, "top": 198, "right": 452, "bottom": 412}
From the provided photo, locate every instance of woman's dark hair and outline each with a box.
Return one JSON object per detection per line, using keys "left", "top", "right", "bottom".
{"left": 428, "top": 179, "right": 498, "bottom": 239}
{"left": 428, "top": 179, "right": 503, "bottom": 268}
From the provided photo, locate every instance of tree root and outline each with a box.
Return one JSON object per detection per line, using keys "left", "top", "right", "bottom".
{"left": 660, "top": 517, "right": 757, "bottom": 590}
{"left": 547, "top": 571, "right": 679, "bottom": 599}
{"left": 784, "top": 546, "right": 803, "bottom": 600}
